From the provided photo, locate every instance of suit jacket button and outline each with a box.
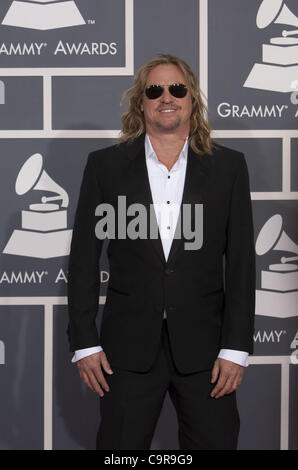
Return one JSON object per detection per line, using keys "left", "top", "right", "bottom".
{"left": 165, "top": 268, "right": 174, "bottom": 275}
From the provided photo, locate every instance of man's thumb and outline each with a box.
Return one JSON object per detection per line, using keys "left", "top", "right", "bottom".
{"left": 101, "top": 354, "right": 113, "bottom": 374}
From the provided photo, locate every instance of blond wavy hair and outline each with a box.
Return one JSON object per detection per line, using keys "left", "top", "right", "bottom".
{"left": 119, "top": 54, "right": 214, "bottom": 154}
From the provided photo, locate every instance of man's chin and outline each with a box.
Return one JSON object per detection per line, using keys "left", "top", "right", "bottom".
{"left": 155, "top": 120, "right": 181, "bottom": 132}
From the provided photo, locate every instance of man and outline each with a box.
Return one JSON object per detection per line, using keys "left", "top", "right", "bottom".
{"left": 67, "top": 54, "right": 256, "bottom": 450}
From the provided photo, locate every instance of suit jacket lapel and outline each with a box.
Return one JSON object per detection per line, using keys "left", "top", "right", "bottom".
{"left": 122, "top": 135, "right": 213, "bottom": 266}
{"left": 123, "top": 134, "right": 166, "bottom": 264}
{"left": 166, "top": 145, "right": 213, "bottom": 265}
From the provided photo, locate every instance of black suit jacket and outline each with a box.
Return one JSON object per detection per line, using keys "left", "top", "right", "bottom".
{"left": 67, "top": 134, "right": 256, "bottom": 373}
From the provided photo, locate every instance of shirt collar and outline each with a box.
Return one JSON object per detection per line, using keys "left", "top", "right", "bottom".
{"left": 145, "top": 134, "right": 189, "bottom": 165}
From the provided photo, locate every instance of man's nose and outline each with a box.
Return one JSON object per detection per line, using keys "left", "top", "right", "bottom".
{"left": 160, "top": 86, "right": 172, "bottom": 102}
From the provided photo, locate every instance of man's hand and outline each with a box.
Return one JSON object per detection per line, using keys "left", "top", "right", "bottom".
{"left": 210, "top": 358, "right": 244, "bottom": 399}
{"left": 77, "top": 350, "right": 113, "bottom": 397}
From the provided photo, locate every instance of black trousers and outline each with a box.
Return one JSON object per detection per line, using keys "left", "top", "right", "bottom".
{"left": 96, "top": 320, "right": 240, "bottom": 450}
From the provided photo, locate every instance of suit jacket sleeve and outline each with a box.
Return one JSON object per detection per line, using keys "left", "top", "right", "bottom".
{"left": 67, "top": 152, "right": 104, "bottom": 351}
{"left": 221, "top": 153, "right": 256, "bottom": 354}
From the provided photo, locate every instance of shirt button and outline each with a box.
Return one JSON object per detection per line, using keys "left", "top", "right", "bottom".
{"left": 167, "top": 226, "right": 171, "bottom": 230}
{"left": 167, "top": 201, "right": 170, "bottom": 204}
{"left": 168, "top": 175, "right": 170, "bottom": 179}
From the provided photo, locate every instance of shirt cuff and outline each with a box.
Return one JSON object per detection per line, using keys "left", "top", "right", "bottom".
{"left": 71, "top": 346, "right": 103, "bottom": 363}
{"left": 217, "top": 349, "right": 249, "bottom": 367}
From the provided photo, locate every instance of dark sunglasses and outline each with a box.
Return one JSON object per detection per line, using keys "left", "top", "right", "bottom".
{"left": 145, "top": 83, "right": 188, "bottom": 100}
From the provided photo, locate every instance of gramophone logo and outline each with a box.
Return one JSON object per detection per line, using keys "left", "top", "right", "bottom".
{"left": 255, "top": 214, "right": 298, "bottom": 318}
{"left": 244, "top": 0, "right": 298, "bottom": 92}
{"left": 3, "top": 153, "right": 72, "bottom": 258}
{"left": 1, "top": 0, "right": 86, "bottom": 31}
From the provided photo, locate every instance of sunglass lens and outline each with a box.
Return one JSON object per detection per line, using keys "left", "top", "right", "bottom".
{"left": 169, "top": 84, "right": 187, "bottom": 98}
{"left": 145, "top": 85, "right": 163, "bottom": 99}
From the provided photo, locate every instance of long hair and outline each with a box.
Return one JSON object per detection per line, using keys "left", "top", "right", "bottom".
{"left": 119, "top": 54, "right": 214, "bottom": 155}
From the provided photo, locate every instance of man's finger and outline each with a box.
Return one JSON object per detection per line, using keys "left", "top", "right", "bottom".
{"left": 80, "top": 370, "right": 96, "bottom": 393}
{"left": 100, "top": 354, "right": 114, "bottom": 375}
{"left": 211, "top": 360, "right": 220, "bottom": 384}
{"left": 88, "top": 370, "right": 105, "bottom": 397}
{"left": 213, "top": 376, "right": 235, "bottom": 399}
{"left": 233, "top": 375, "right": 243, "bottom": 390}
{"left": 210, "top": 373, "right": 228, "bottom": 398}
{"left": 92, "top": 365, "right": 110, "bottom": 393}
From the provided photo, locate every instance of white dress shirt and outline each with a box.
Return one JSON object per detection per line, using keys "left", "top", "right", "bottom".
{"left": 72, "top": 135, "right": 249, "bottom": 367}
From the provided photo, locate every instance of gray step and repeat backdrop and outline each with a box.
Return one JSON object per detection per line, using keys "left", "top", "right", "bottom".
{"left": 0, "top": 0, "right": 297, "bottom": 450}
